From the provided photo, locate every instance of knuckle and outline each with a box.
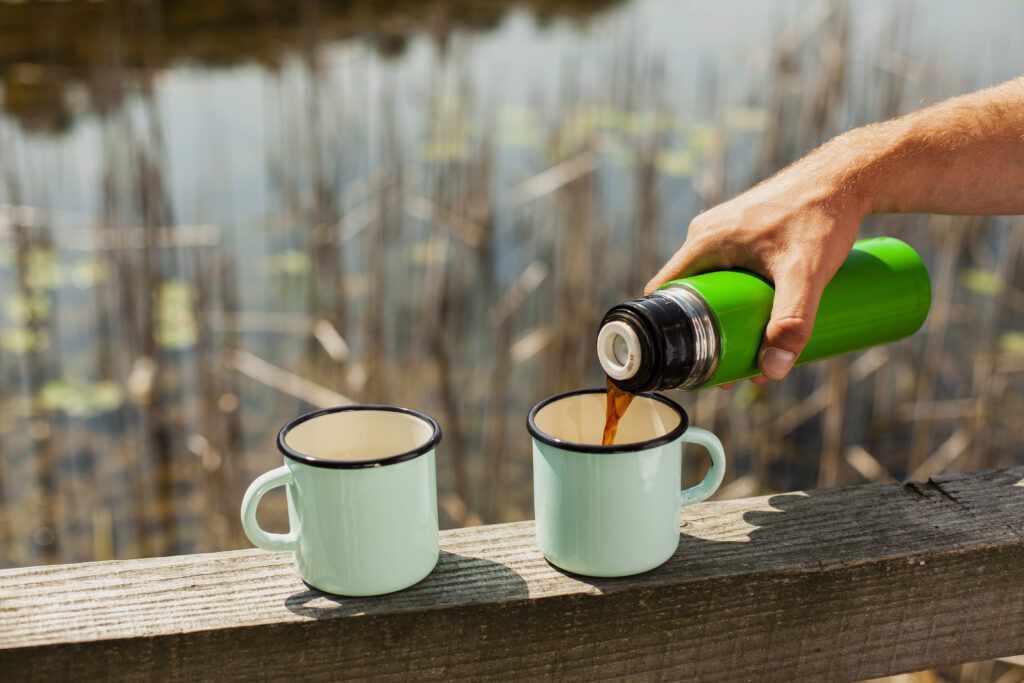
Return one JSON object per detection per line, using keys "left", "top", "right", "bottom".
{"left": 768, "top": 314, "right": 814, "bottom": 341}
{"left": 687, "top": 211, "right": 713, "bottom": 232}
{"left": 775, "top": 251, "right": 821, "bottom": 277}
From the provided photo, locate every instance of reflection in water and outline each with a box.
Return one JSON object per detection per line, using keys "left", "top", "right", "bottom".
{"left": 0, "top": 0, "right": 1023, "bottom": 569}
{"left": 0, "top": 0, "right": 624, "bottom": 132}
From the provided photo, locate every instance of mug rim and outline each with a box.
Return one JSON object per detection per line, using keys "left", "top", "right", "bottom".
{"left": 526, "top": 388, "right": 689, "bottom": 454}
{"left": 277, "top": 405, "right": 442, "bottom": 470}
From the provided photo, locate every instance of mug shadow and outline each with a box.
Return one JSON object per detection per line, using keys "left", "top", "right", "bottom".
{"left": 285, "top": 549, "right": 529, "bottom": 620}
{"left": 548, "top": 468, "right": 1024, "bottom": 589}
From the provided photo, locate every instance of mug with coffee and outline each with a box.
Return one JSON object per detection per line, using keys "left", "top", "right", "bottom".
{"left": 528, "top": 389, "right": 725, "bottom": 578}
{"left": 241, "top": 405, "right": 442, "bottom": 596}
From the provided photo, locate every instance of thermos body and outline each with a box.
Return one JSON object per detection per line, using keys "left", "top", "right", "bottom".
{"left": 597, "top": 237, "right": 931, "bottom": 392}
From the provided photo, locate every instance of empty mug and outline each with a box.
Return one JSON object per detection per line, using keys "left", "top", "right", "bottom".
{"left": 241, "top": 405, "right": 441, "bottom": 596}
{"left": 528, "top": 389, "right": 725, "bottom": 577}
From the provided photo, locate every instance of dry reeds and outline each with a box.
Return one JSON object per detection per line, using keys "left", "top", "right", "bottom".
{"left": 1, "top": 2, "right": 1022, "bottom": 581}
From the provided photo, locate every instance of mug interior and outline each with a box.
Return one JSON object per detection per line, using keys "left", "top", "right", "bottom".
{"left": 281, "top": 407, "right": 438, "bottom": 466}
{"left": 530, "top": 390, "right": 685, "bottom": 450}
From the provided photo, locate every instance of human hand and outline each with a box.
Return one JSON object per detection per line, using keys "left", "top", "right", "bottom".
{"left": 644, "top": 157, "right": 863, "bottom": 383}
{"left": 648, "top": 75, "right": 1024, "bottom": 384}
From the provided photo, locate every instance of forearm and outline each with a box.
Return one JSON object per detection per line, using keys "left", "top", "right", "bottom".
{"left": 646, "top": 77, "right": 1024, "bottom": 383}
{"left": 813, "top": 76, "right": 1024, "bottom": 218}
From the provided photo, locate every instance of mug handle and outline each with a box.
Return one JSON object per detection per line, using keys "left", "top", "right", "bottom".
{"left": 241, "top": 465, "right": 299, "bottom": 552}
{"left": 678, "top": 427, "right": 726, "bottom": 506}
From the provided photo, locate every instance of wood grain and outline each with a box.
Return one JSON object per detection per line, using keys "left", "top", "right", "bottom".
{"left": 1, "top": 467, "right": 1022, "bottom": 681}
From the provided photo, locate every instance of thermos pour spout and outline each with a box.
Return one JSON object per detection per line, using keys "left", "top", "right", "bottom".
{"left": 596, "top": 321, "right": 642, "bottom": 381}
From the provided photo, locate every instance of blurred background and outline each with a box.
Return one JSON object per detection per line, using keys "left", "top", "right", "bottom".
{"left": 2, "top": 0, "right": 1024, "bottom": 647}
{"left": 4, "top": 0, "right": 1024, "bottom": 678}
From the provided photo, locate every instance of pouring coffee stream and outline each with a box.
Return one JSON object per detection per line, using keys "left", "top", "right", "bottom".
{"left": 601, "top": 377, "right": 636, "bottom": 446}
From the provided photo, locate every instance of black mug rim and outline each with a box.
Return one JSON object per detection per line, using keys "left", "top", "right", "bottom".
{"left": 526, "top": 388, "right": 689, "bottom": 454}
{"left": 277, "top": 405, "right": 442, "bottom": 470}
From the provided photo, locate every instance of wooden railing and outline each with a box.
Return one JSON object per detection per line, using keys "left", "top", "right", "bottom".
{"left": 2, "top": 467, "right": 1023, "bottom": 681}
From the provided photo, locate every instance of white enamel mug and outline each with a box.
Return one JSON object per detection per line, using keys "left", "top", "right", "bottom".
{"left": 241, "top": 405, "right": 441, "bottom": 596}
{"left": 529, "top": 389, "right": 725, "bottom": 577}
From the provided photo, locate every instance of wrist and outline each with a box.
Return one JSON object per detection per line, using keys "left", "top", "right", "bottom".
{"left": 818, "top": 121, "right": 910, "bottom": 219}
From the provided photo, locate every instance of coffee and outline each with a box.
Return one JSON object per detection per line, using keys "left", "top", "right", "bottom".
{"left": 602, "top": 377, "right": 636, "bottom": 445}
{"left": 530, "top": 388, "right": 726, "bottom": 577}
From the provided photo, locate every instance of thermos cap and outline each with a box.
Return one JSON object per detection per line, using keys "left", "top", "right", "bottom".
{"left": 597, "top": 320, "right": 642, "bottom": 380}
{"left": 597, "top": 285, "right": 717, "bottom": 392}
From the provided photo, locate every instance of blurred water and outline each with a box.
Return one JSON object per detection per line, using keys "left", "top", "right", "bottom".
{"left": 1, "top": 0, "right": 1023, "bottom": 568}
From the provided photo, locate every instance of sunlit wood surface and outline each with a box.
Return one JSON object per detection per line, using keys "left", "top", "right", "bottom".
{"left": 2, "top": 467, "right": 1023, "bottom": 680}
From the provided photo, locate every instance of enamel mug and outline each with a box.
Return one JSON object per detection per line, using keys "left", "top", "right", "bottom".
{"left": 528, "top": 389, "right": 725, "bottom": 577}
{"left": 241, "top": 405, "right": 441, "bottom": 596}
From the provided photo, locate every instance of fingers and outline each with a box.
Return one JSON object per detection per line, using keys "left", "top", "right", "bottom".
{"left": 718, "top": 375, "right": 766, "bottom": 391}
{"left": 644, "top": 244, "right": 697, "bottom": 295}
{"left": 644, "top": 237, "right": 723, "bottom": 295}
{"left": 757, "top": 272, "right": 824, "bottom": 380}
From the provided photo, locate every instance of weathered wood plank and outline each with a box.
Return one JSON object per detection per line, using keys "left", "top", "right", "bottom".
{"left": 1, "top": 467, "right": 1022, "bottom": 681}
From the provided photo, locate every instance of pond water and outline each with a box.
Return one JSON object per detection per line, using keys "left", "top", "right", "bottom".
{"left": 1, "top": 0, "right": 1023, "bottom": 567}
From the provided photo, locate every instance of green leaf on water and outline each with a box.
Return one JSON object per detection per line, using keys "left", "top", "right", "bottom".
{"left": 156, "top": 279, "right": 198, "bottom": 351}
{"left": 90, "top": 381, "right": 123, "bottom": 413}
{"left": 0, "top": 327, "right": 49, "bottom": 354}
{"left": 686, "top": 125, "right": 718, "bottom": 154}
{"left": 735, "top": 381, "right": 763, "bottom": 407}
{"left": 622, "top": 111, "right": 655, "bottom": 137}
{"left": 558, "top": 105, "right": 622, "bottom": 149}
{"left": 421, "top": 137, "right": 472, "bottom": 162}
{"left": 496, "top": 105, "right": 543, "bottom": 149}
{"left": 36, "top": 382, "right": 72, "bottom": 413}
{"left": 404, "top": 237, "right": 449, "bottom": 267}
{"left": 36, "top": 379, "right": 123, "bottom": 417}
{"left": 592, "top": 106, "right": 624, "bottom": 131}
{"left": 572, "top": 105, "right": 623, "bottom": 134}
{"left": 422, "top": 98, "right": 475, "bottom": 162}
{"left": 1000, "top": 331, "right": 1024, "bottom": 356}
{"left": 431, "top": 94, "right": 469, "bottom": 116}
{"left": 725, "top": 106, "right": 769, "bottom": 132}
{"left": 4, "top": 293, "right": 51, "bottom": 324}
{"left": 265, "top": 249, "right": 311, "bottom": 277}
{"left": 655, "top": 148, "right": 694, "bottom": 177}
{"left": 25, "top": 248, "right": 64, "bottom": 291}
{"left": 962, "top": 268, "right": 1003, "bottom": 295}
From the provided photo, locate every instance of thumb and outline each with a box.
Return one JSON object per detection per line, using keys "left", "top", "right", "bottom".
{"left": 758, "top": 275, "right": 823, "bottom": 380}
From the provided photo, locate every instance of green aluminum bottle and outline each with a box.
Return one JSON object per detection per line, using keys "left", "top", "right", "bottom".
{"left": 597, "top": 236, "right": 931, "bottom": 391}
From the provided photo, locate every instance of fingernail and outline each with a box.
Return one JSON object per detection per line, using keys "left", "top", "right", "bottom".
{"left": 759, "top": 348, "right": 796, "bottom": 380}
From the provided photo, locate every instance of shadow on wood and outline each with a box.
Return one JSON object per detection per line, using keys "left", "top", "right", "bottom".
{"left": 284, "top": 550, "right": 529, "bottom": 620}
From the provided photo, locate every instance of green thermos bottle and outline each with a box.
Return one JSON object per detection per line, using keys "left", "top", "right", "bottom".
{"left": 597, "top": 236, "right": 931, "bottom": 391}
